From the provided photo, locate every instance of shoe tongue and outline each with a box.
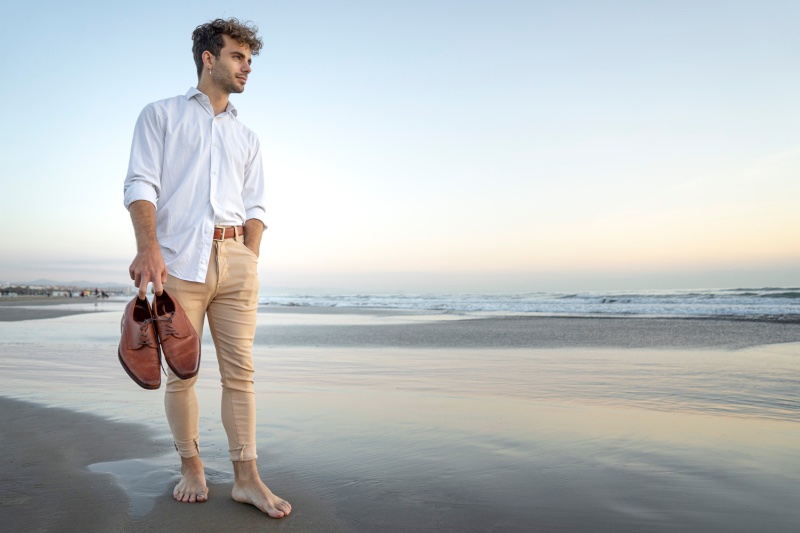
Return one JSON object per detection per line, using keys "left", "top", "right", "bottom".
{"left": 163, "top": 312, "right": 189, "bottom": 338}
{"left": 125, "top": 323, "right": 155, "bottom": 350}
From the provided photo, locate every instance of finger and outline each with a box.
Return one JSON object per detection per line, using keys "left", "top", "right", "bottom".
{"left": 129, "top": 265, "right": 135, "bottom": 280}
{"left": 138, "top": 273, "right": 150, "bottom": 300}
{"left": 153, "top": 277, "right": 164, "bottom": 296}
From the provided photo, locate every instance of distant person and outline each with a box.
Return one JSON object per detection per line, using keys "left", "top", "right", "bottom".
{"left": 123, "top": 18, "right": 291, "bottom": 518}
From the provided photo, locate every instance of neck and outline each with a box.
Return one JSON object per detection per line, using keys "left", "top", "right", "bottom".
{"left": 196, "top": 79, "right": 229, "bottom": 115}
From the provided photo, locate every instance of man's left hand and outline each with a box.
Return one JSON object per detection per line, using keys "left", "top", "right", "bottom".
{"left": 243, "top": 219, "right": 264, "bottom": 257}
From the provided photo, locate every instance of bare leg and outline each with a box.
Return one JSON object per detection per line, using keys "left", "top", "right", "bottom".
{"left": 231, "top": 460, "right": 292, "bottom": 518}
{"left": 173, "top": 455, "right": 209, "bottom": 503}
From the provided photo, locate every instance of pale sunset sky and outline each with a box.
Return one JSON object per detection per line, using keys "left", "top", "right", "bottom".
{"left": 1, "top": 1, "right": 798, "bottom": 293}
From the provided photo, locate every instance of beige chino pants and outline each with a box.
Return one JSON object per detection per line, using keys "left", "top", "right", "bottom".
{"left": 163, "top": 231, "right": 260, "bottom": 462}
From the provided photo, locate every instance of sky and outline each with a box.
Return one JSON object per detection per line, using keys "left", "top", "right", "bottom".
{"left": 1, "top": 0, "right": 798, "bottom": 293}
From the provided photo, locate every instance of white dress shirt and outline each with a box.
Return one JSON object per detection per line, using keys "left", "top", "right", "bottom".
{"left": 124, "top": 87, "right": 267, "bottom": 283}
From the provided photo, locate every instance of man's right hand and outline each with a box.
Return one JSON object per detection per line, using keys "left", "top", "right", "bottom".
{"left": 127, "top": 200, "right": 165, "bottom": 299}
{"left": 129, "top": 245, "right": 167, "bottom": 299}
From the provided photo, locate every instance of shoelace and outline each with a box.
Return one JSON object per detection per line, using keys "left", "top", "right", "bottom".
{"left": 153, "top": 312, "right": 178, "bottom": 337}
{"left": 125, "top": 315, "right": 167, "bottom": 377}
{"left": 138, "top": 318, "right": 157, "bottom": 347}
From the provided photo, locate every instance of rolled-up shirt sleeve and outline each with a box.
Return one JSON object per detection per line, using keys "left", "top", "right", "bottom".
{"left": 242, "top": 137, "right": 268, "bottom": 229}
{"left": 124, "top": 104, "right": 164, "bottom": 209}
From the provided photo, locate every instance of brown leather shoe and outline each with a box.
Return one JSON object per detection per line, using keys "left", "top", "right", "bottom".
{"left": 152, "top": 290, "right": 200, "bottom": 380}
{"left": 118, "top": 296, "right": 161, "bottom": 389}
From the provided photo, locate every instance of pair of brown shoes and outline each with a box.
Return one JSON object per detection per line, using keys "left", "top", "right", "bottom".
{"left": 118, "top": 290, "right": 200, "bottom": 389}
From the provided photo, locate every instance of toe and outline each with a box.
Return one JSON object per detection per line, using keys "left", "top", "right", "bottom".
{"left": 278, "top": 499, "right": 292, "bottom": 512}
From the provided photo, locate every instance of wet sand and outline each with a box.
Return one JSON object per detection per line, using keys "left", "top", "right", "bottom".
{"left": 0, "top": 397, "right": 347, "bottom": 532}
{"left": 0, "top": 296, "right": 115, "bottom": 321}
{"left": 1, "top": 301, "right": 799, "bottom": 531}
{"left": 256, "top": 306, "right": 800, "bottom": 349}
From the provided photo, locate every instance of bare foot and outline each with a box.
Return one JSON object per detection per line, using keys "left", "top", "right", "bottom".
{"left": 231, "top": 459, "right": 292, "bottom": 518}
{"left": 173, "top": 455, "right": 209, "bottom": 503}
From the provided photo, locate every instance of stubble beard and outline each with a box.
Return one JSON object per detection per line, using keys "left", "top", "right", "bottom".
{"left": 212, "top": 67, "right": 245, "bottom": 95}
{"left": 223, "top": 78, "right": 245, "bottom": 94}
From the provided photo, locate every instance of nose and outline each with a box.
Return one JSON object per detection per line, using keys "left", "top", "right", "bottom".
{"left": 242, "top": 62, "right": 252, "bottom": 73}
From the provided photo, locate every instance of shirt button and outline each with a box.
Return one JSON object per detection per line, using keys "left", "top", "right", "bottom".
{"left": 200, "top": 259, "right": 206, "bottom": 265}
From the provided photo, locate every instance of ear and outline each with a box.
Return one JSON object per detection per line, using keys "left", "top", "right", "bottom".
{"left": 202, "top": 50, "right": 215, "bottom": 71}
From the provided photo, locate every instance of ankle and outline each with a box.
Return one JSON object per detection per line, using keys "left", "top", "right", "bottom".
{"left": 232, "top": 459, "right": 259, "bottom": 483}
{"left": 181, "top": 454, "right": 204, "bottom": 472}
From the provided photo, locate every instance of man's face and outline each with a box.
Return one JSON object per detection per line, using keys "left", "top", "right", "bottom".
{"left": 209, "top": 35, "right": 252, "bottom": 94}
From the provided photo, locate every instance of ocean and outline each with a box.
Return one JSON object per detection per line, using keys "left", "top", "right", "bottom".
{"left": 261, "top": 287, "right": 800, "bottom": 320}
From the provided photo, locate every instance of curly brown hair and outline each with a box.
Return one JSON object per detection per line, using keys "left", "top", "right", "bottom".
{"left": 192, "top": 18, "right": 263, "bottom": 79}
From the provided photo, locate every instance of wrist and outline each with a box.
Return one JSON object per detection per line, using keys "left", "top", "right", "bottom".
{"left": 137, "top": 242, "right": 160, "bottom": 254}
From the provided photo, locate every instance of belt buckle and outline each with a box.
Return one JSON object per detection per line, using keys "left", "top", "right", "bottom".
{"left": 213, "top": 225, "right": 226, "bottom": 242}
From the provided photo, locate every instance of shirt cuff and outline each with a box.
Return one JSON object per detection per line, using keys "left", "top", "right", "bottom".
{"left": 245, "top": 207, "right": 268, "bottom": 230}
{"left": 124, "top": 182, "right": 158, "bottom": 210}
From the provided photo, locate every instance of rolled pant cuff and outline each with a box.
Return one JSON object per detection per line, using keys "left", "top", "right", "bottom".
{"left": 174, "top": 438, "right": 200, "bottom": 458}
{"left": 230, "top": 444, "right": 258, "bottom": 462}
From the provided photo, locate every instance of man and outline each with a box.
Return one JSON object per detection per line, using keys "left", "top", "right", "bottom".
{"left": 123, "top": 18, "right": 291, "bottom": 518}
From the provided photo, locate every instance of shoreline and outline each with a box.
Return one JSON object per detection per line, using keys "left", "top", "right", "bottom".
{"left": 2, "top": 299, "right": 799, "bottom": 350}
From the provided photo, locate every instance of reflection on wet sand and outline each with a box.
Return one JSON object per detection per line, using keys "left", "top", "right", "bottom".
{"left": 0, "top": 306, "right": 799, "bottom": 532}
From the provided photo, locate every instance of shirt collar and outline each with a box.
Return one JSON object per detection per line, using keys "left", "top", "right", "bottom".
{"left": 185, "top": 87, "right": 238, "bottom": 116}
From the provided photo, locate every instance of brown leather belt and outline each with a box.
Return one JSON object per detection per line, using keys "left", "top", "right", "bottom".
{"left": 213, "top": 226, "right": 244, "bottom": 241}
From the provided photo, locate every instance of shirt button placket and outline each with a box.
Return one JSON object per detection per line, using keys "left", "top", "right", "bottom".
{"left": 209, "top": 118, "right": 218, "bottom": 215}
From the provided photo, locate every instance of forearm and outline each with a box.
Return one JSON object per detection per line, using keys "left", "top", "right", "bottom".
{"left": 128, "top": 200, "right": 166, "bottom": 297}
{"left": 129, "top": 200, "right": 159, "bottom": 252}
{"left": 243, "top": 219, "right": 265, "bottom": 256}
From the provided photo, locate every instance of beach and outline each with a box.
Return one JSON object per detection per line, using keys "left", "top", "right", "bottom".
{"left": 1, "top": 298, "right": 799, "bottom": 532}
